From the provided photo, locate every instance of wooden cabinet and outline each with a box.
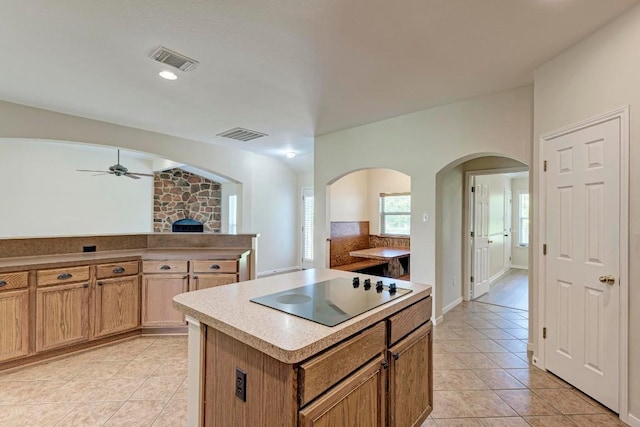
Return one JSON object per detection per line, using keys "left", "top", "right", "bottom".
{"left": 191, "top": 258, "right": 247, "bottom": 290}
{"left": 95, "top": 276, "right": 140, "bottom": 338}
{"left": 299, "top": 356, "right": 386, "bottom": 427}
{"left": 141, "top": 273, "right": 188, "bottom": 327}
{"left": 388, "top": 321, "right": 432, "bottom": 427}
{"left": 0, "top": 271, "right": 29, "bottom": 362}
{"left": 36, "top": 282, "right": 90, "bottom": 352}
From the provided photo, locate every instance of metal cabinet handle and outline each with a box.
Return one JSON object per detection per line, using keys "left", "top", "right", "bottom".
{"left": 58, "top": 273, "right": 73, "bottom": 280}
{"left": 0, "top": 280, "right": 6, "bottom": 287}
{"left": 83, "top": 283, "right": 89, "bottom": 288}
{"left": 210, "top": 264, "right": 220, "bottom": 270}
{"left": 392, "top": 352, "right": 400, "bottom": 360}
{"left": 183, "top": 275, "right": 188, "bottom": 280}
{"left": 97, "top": 282, "right": 103, "bottom": 286}
{"left": 160, "top": 265, "right": 171, "bottom": 270}
{"left": 112, "top": 267, "right": 125, "bottom": 274}
{"left": 381, "top": 360, "right": 389, "bottom": 370}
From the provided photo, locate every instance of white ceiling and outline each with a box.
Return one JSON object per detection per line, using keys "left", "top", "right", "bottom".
{"left": 0, "top": 0, "right": 636, "bottom": 173}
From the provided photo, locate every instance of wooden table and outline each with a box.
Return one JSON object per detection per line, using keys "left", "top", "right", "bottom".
{"left": 349, "top": 247, "right": 410, "bottom": 278}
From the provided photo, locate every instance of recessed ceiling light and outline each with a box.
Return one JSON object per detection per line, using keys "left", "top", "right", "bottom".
{"left": 158, "top": 70, "right": 177, "bottom": 80}
{"left": 285, "top": 152, "right": 296, "bottom": 159}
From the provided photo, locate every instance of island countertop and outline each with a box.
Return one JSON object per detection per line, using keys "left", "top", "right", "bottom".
{"left": 173, "top": 268, "right": 432, "bottom": 364}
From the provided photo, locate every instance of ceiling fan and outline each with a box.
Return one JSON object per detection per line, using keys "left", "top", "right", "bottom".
{"left": 77, "top": 149, "right": 154, "bottom": 180}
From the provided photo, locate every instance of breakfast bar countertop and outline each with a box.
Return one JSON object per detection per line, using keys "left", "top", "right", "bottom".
{"left": 173, "top": 268, "right": 431, "bottom": 364}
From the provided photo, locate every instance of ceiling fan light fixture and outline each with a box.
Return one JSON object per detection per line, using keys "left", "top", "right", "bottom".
{"left": 159, "top": 70, "right": 178, "bottom": 80}
{"left": 286, "top": 151, "right": 296, "bottom": 159}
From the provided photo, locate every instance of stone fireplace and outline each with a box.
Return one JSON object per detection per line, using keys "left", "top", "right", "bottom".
{"left": 153, "top": 168, "right": 222, "bottom": 233}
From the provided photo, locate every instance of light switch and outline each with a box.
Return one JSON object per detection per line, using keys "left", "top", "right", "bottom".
{"left": 423, "top": 213, "right": 430, "bottom": 223}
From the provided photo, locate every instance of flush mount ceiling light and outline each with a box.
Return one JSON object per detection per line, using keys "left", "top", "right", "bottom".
{"left": 286, "top": 152, "right": 296, "bottom": 159}
{"left": 158, "top": 70, "right": 177, "bottom": 80}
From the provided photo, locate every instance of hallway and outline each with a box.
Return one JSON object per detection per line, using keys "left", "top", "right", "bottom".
{"left": 475, "top": 268, "right": 529, "bottom": 311}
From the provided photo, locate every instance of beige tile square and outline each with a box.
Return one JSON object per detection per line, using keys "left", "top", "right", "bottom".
{"left": 469, "top": 340, "right": 510, "bottom": 353}
{"left": 0, "top": 405, "right": 27, "bottom": 426}
{"left": 483, "top": 353, "right": 529, "bottom": 369}
{"left": 472, "top": 369, "right": 526, "bottom": 390}
{"left": 0, "top": 380, "right": 66, "bottom": 404}
{"left": 433, "top": 353, "right": 468, "bottom": 370}
{"left": 86, "top": 378, "right": 146, "bottom": 402}
{"left": 505, "top": 368, "right": 570, "bottom": 389}
{"left": 532, "top": 389, "right": 604, "bottom": 415}
{"left": 152, "top": 357, "right": 188, "bottom": 377}
{"left": 479, "top": 417, "right": 529, "bottom": 426}
{"left": 75, "top": 361, "right": 129, "bottom": 380}
{"left": 130, "top": 376, "right": 184, "bottom": 401}
{"left": 435, "top": 419, "right": 484, "bottom": 426}
{"left": 431, "top": 391, "right": 476, "bottom": 418}
{"left": 433, "top": 327, "right": 463, "bottom": 341}
{"left": 113, "top": 359, "right": 163, "bottom": 379}
{"left": 41, "top": 379, "right": 103, "bottom": 403}
{"left": 56, "top": 401, "right": 125, "bottom": 426}
{"left": 105, "top": 400, "right": 166, "bottom": 427}
{"left": 523, "top": 415, "right": 578, "bottom": 426}
{"left": 493, "top": 340, "right": 528, "bottom": 353}
{"left": 495, "top": 389, "right": 559, "bottom": 416}
{"left": 437, "top": 341, "right": 482, "bottom": 354}
{"left": 459, "top": 390, "right": 518, "bottom": 417}
{"left": 567, "top": 413, "right": 627, "bottom": 426}
{"left": 450, "top": 329, "right": 491, "bottom": 340}
{"left": 455, "top": 353, "right": 500, "bottom": 369}
{"left": 434, "top": 370, "right": 488, "bottom": 391}
{"left": 7, "top": 403, "right": 77, "bottom": 426}
{"left": 152, "top": 398, "right": 187, "bottom": 427}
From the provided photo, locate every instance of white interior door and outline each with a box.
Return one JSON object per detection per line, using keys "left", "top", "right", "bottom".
{"left": 544, "top": 117, "right": 620, "bottom": 411}
{"left": 504, "top": 190, "right": 512, "bottom": 269}
{"left": 472, "top": 180, "right": 490, "bottom": 298}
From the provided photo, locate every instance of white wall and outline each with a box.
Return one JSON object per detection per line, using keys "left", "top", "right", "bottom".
{"left": 315, "top": 86, "right": 532, "bottom": 319}
{"left": 534, "top": 3, "right": 640, "bottom": 419}
{"left": 511, "top": 177, "right": 529, "bottom": 268}
{"left": 0, "top": 100, "right": 299, "bottom": 274}
{"left": 0, "top": 140, "right": 153, "bottom": 237}
{"left": 436, "top": 166, "right": 463, "bottom": 313}
{"left": 329, "top": 170, "right": 368, "bottom": 221}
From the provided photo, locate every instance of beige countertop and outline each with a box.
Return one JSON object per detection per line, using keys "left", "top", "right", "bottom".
{"left": 349, "top": 247, "right": 411, "bottom": 260}
{"left": 0, "top": 248, "right": 250, "bottom": 272}
{"left": 173, "top": 268, "right": 432, "bottom": 364}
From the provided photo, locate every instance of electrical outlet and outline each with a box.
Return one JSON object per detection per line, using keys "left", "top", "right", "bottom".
{"left": 235, "top": 368, "right": 246, "bottom": 402}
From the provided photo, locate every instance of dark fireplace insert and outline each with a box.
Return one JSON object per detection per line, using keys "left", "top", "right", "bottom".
{"left": 172, "top": 218, "right": 204, "bottom": 233}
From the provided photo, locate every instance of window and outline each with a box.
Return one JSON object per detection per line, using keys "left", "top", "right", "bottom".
{"left": 518, "top": 192, "right": 529, "bottom": 247}
{"left": 228, "top": 195, "right": 237, "bottom": 234}
{"left": 380, "top": 193, "right": 411, "bottom": 236}
{"left": 302, "top": 189, "right": 314, "bottom": 262}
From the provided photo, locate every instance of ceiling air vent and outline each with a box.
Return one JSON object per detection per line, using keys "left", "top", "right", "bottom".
{"left": 217, "top": 127, "right": 268, "bottom": 142}
{"left": 149, "top": 46, "right": 199, "bottom": 72}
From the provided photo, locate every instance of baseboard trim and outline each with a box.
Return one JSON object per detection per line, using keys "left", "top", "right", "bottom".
{"left": 257, "top": 266, "right": 302, "bottom": 277}
{"left": 511, "top": 265, "right": 529, "bottom": 270}
{"left": 434, "top": 315, "right": 443, "bottom": 325}
{"left": 626, "top": 413, "right": 640, "bottom": 427}
{"left": 443, "top": 297, "right": 463, "bottom": 315}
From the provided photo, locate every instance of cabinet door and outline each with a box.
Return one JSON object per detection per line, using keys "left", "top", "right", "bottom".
{"left": 36, "top": 282, "right": 90, "bottom": 352}
{"left": 193, "top": 273, "right": 237, "bottom": 291}
{"left": 0, "top": 289, "right": 29, "bottom": 362}
{"left": 95, "top": 276, "right": 140, "bottom": 338}
{"left": 299, "top": 356, "right": 386, "bottom": 427}
{"left": 388, "top": 322, "right": 432, "bottom": 427}
{"left": 141, "top": 274, "right": 188, "bottom": 327}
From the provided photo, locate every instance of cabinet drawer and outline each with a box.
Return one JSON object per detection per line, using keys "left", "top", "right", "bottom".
{"left": 299, "top": 321, "right": 386, "bottom": 406}
{"left": 193, "top": 273, "right": 237, "bottom": 290}
{"left": 192, "top": 260, "right": 237, "bottom": 274}
{"left": 142, "top": 260, "right": 188, "bottom": 274}
{"left": 96, "top": 261, "right": 140, "bottom": 279}
{"left": 387, "top": 296, "right": 432, "bottom": 346}
{"left": 37, "top": 266, "right": 90, "bottom": 287}
{"left": 0, "top": 271, "right": 29, "bottom": 291}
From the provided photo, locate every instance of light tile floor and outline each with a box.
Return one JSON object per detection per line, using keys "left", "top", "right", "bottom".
{"left": 423, "top": 300, "right": 626, "bottom": 427}
{"left": 0, "top": 336, "right": 188, "bottom": 426}
{"left": 0, "top": 301, "right": 626, "bottom": 426}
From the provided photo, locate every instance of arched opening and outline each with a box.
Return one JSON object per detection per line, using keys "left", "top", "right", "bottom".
{"left": 326, "top": 168, "right": 411, "bottom": 279}
{"left": 435, "top": 154, "right": 529, "bottom": 321}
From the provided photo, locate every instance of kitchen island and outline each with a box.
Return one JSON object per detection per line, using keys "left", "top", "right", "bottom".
{"left": 173, "top": 268, "right": 433, "bottom": 427}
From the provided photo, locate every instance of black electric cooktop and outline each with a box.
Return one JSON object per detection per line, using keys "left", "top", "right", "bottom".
{"left": 250, "top": 277, "right": 412, "bottom": 327}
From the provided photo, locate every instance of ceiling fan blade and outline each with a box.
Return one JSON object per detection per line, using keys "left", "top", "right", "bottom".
{"left": 124, "top": 173, "right": 141, "bottom": 180}
{"left": 92, "top": 172, "right": 112, "bottom": 176}
{"left": 77, "top": 169, "right": 111, "bottom": 173}
{"left": 127, "top": 172, "right": 155, "bottom": 177}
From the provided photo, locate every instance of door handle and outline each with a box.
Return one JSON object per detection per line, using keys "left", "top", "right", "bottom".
{"left": 599, "top": 275, "right": 616, "bottom": 285}
{"left": 488, "top": 240, "right": 493, "bottom": 244}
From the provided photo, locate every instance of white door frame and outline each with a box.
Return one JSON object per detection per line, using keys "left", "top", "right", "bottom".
{"left": 301, "top": 187, "right": 314, "bottom": 269}
{"left": 536, "top": 107, "right": 629, "bottom": 423}
{"left": 463, "top": 167, "right": 528, "bottom": 301}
